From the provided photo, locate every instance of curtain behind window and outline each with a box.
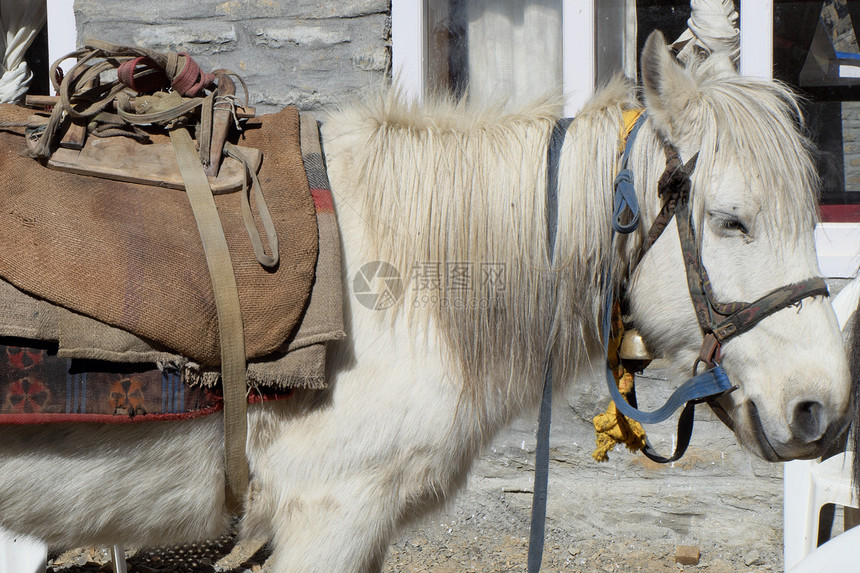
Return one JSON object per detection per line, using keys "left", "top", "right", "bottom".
{"left": 466, "top": 0, "right": 562, "bottom": 105}
{"left": 427, "top": 0, "right": 562, "bottom": 106}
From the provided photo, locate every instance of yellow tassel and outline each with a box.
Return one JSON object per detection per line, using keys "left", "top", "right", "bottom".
{"left": 618, "top": 108, "right": 644, "bottom": 153}
{"left": 591, "top": 391, "right": 647, "bottom": 462}
{"left": 591, "top": 301, "right": 648, "bottom": 461}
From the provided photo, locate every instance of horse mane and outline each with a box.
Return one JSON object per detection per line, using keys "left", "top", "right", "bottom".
{"left": 330, "top": 88, "right": 600, "bottom": 412}
{"left": 655, "top": 59, "right": 820, "bottom": 238}
{"left": 328, "top": 65, "right": 819, "bottom": 415}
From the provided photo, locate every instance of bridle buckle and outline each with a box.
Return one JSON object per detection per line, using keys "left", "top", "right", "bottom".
{"left": 697, "top": 332, "right": 722, "bottom": 370}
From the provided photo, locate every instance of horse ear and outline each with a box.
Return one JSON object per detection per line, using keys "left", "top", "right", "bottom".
{"left": 640, "top": 30, "right": 700, "bottom": 145}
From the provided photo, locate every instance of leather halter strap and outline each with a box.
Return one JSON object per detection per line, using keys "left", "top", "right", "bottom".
{"left": 603, "top": 114, "right": 731, "bottom": 463}
{"left": 666, "top": 147, "right": 830, "bottom": 367}
{"left": 606, "top": 117, "right": 829, "bottom": 463}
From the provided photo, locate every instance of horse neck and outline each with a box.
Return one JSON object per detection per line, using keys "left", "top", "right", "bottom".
{"left": 549, "top": 96, "right": 656, "bottom": 375}
{"left": 325, "top": 90, "right": 653, "bottom": 415}
{"left": 323, "top": 101, "right": 564, "bottom": 413}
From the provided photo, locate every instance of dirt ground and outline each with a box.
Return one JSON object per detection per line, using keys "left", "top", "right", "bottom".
{"left": 46, "top": 365, "right": 807, "bottom": 572}
{"left": 47, "top": 526, "right": 777, "bottom": 573}
{"left": 46, "top": 488, "right": 783, "bottom": 573}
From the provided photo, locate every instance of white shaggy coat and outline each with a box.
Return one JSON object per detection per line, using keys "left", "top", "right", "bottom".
{"left": 0, "top": 32, "right": 849, "bottom": 572}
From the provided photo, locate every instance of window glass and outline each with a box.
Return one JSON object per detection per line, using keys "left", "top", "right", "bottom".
{"left": 597, "top": 0, "right": 640, "bottom": 84}
{"left": 635, "top": 1, "right": 690, "bottom": 68}
{"left": 425, "top": 0, "right": 563, "bottom": 105}
{"left": 629, "top": 1, "right": 860, "bottom": 221}
{"left": 24, "top": 24, "right": 49, "bottom": 97}
{"left": 773, "top": 0, "right": 860, "bottom": 220}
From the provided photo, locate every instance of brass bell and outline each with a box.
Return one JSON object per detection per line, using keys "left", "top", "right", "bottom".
{"left": 619, "top": 329, "right": 654, "bottom": 361}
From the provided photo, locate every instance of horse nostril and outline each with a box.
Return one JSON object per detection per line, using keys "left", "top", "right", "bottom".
{"left": 788, "top": 400, "right": 826, "bottom": 443}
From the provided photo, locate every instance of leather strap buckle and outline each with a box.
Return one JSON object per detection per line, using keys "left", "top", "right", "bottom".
{"left": 697, "top": 332, "right": 721, "bottom": 368}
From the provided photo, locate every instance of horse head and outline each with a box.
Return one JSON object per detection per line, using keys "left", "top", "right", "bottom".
{"left": 624, "top": 31, "right": 850, "bottom": 461}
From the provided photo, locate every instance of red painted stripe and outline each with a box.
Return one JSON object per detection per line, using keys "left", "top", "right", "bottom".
{"left": 311, "top": 188, "right": 334, "bottom": 212}
{"left": 0, "top": 405, "right": 222, "bottom": 425}
{"left": 820, "top": 204, "right": 860, "bottom": 222}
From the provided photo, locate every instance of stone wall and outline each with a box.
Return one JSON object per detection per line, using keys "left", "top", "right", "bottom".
{"left": 73, "top": 0, "right": 392, "bottom": 113}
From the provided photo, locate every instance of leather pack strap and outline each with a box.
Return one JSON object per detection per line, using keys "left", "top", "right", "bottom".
{"left": 29, "top": 41, "right": 222, "bottom": 160}
{"left": 170, "top": 127, "right": 249, "bottom": 512}
{"left": 224, "top": 142, "right": 279, "bottom": 268}
{"left": 115, "top": 92, "right": 205, "bottom": 128}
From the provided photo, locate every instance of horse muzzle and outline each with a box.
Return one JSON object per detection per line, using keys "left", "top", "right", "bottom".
{"left": 737, "top": 395, "right": 851, "bottom": 462}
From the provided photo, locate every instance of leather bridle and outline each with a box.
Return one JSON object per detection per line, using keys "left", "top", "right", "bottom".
{"left": 657, "top": 150, "right": 830, "bottom": 367}
{"left": 527, "top": 112, "right": 829, "bottom": 572}
{"left": 608, "top": 114, "right": 830, "bottom": 462}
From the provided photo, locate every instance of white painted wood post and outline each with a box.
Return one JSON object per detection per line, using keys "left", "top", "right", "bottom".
{"left": 739, "top": 0, "right": 773, "bottom": 79}
{"left": 392, "top": 0, "right": 426, "bottom": 104}
{"left": 46, "top": 0, "right": 77, "bottom": 94}
{"left": 0, "top": 528, "right": 47, "bottom": 573}
{"left": 562, "top": 0, "right": 596, "bottom": 116}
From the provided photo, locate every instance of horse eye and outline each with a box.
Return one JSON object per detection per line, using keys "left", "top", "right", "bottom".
{"left": 719, "top": 217, "right": 748, "bottom": 235}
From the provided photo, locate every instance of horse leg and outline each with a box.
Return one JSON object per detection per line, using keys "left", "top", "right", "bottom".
{"left": 264, "top": 478, "right": 398, "bottom": 573}
{"left": 244, "top": 393, "right": 409, "bottom": 573}
{"left": 247, "top": 362, "right": 479, "bottom": 572}
{"left": 260, "top": 452, "right": 475, "bottom": 573}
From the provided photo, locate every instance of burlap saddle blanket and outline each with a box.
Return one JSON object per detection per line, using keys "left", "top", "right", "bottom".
{"left": 0, "top": 105, "right": 344, "bottom": 422}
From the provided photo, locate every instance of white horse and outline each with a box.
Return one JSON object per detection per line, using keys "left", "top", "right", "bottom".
{"left": 0, "top": 31, "right": 850, "bottom": 572}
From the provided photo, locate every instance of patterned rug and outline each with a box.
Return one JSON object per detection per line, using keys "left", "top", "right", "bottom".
{"left": 0, "top": 341, "right": 290, "bottom": 424}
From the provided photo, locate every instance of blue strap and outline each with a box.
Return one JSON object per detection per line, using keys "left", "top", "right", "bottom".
{"left": 546, "top": 118, "right": 573, "bottom": 254}
{"left": 612, "top": 169, "right": 640, "bottom": 234}
{"left": 612, "top": 115, "right": 645, "bottom": 234}
{"left": 527, "top": 117, "right": 571, "bottom": 572}
{"left": 620, "top": 115, "right": 645, "bottom": 167}
{"left": 527, "top": 364, "right": 553, "bottom": 573}
{"left": 604, "top": 362, "right": 733, "bottom": 424}
{"left": 601, "top": 276, "right": 732, "bottom": 426}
